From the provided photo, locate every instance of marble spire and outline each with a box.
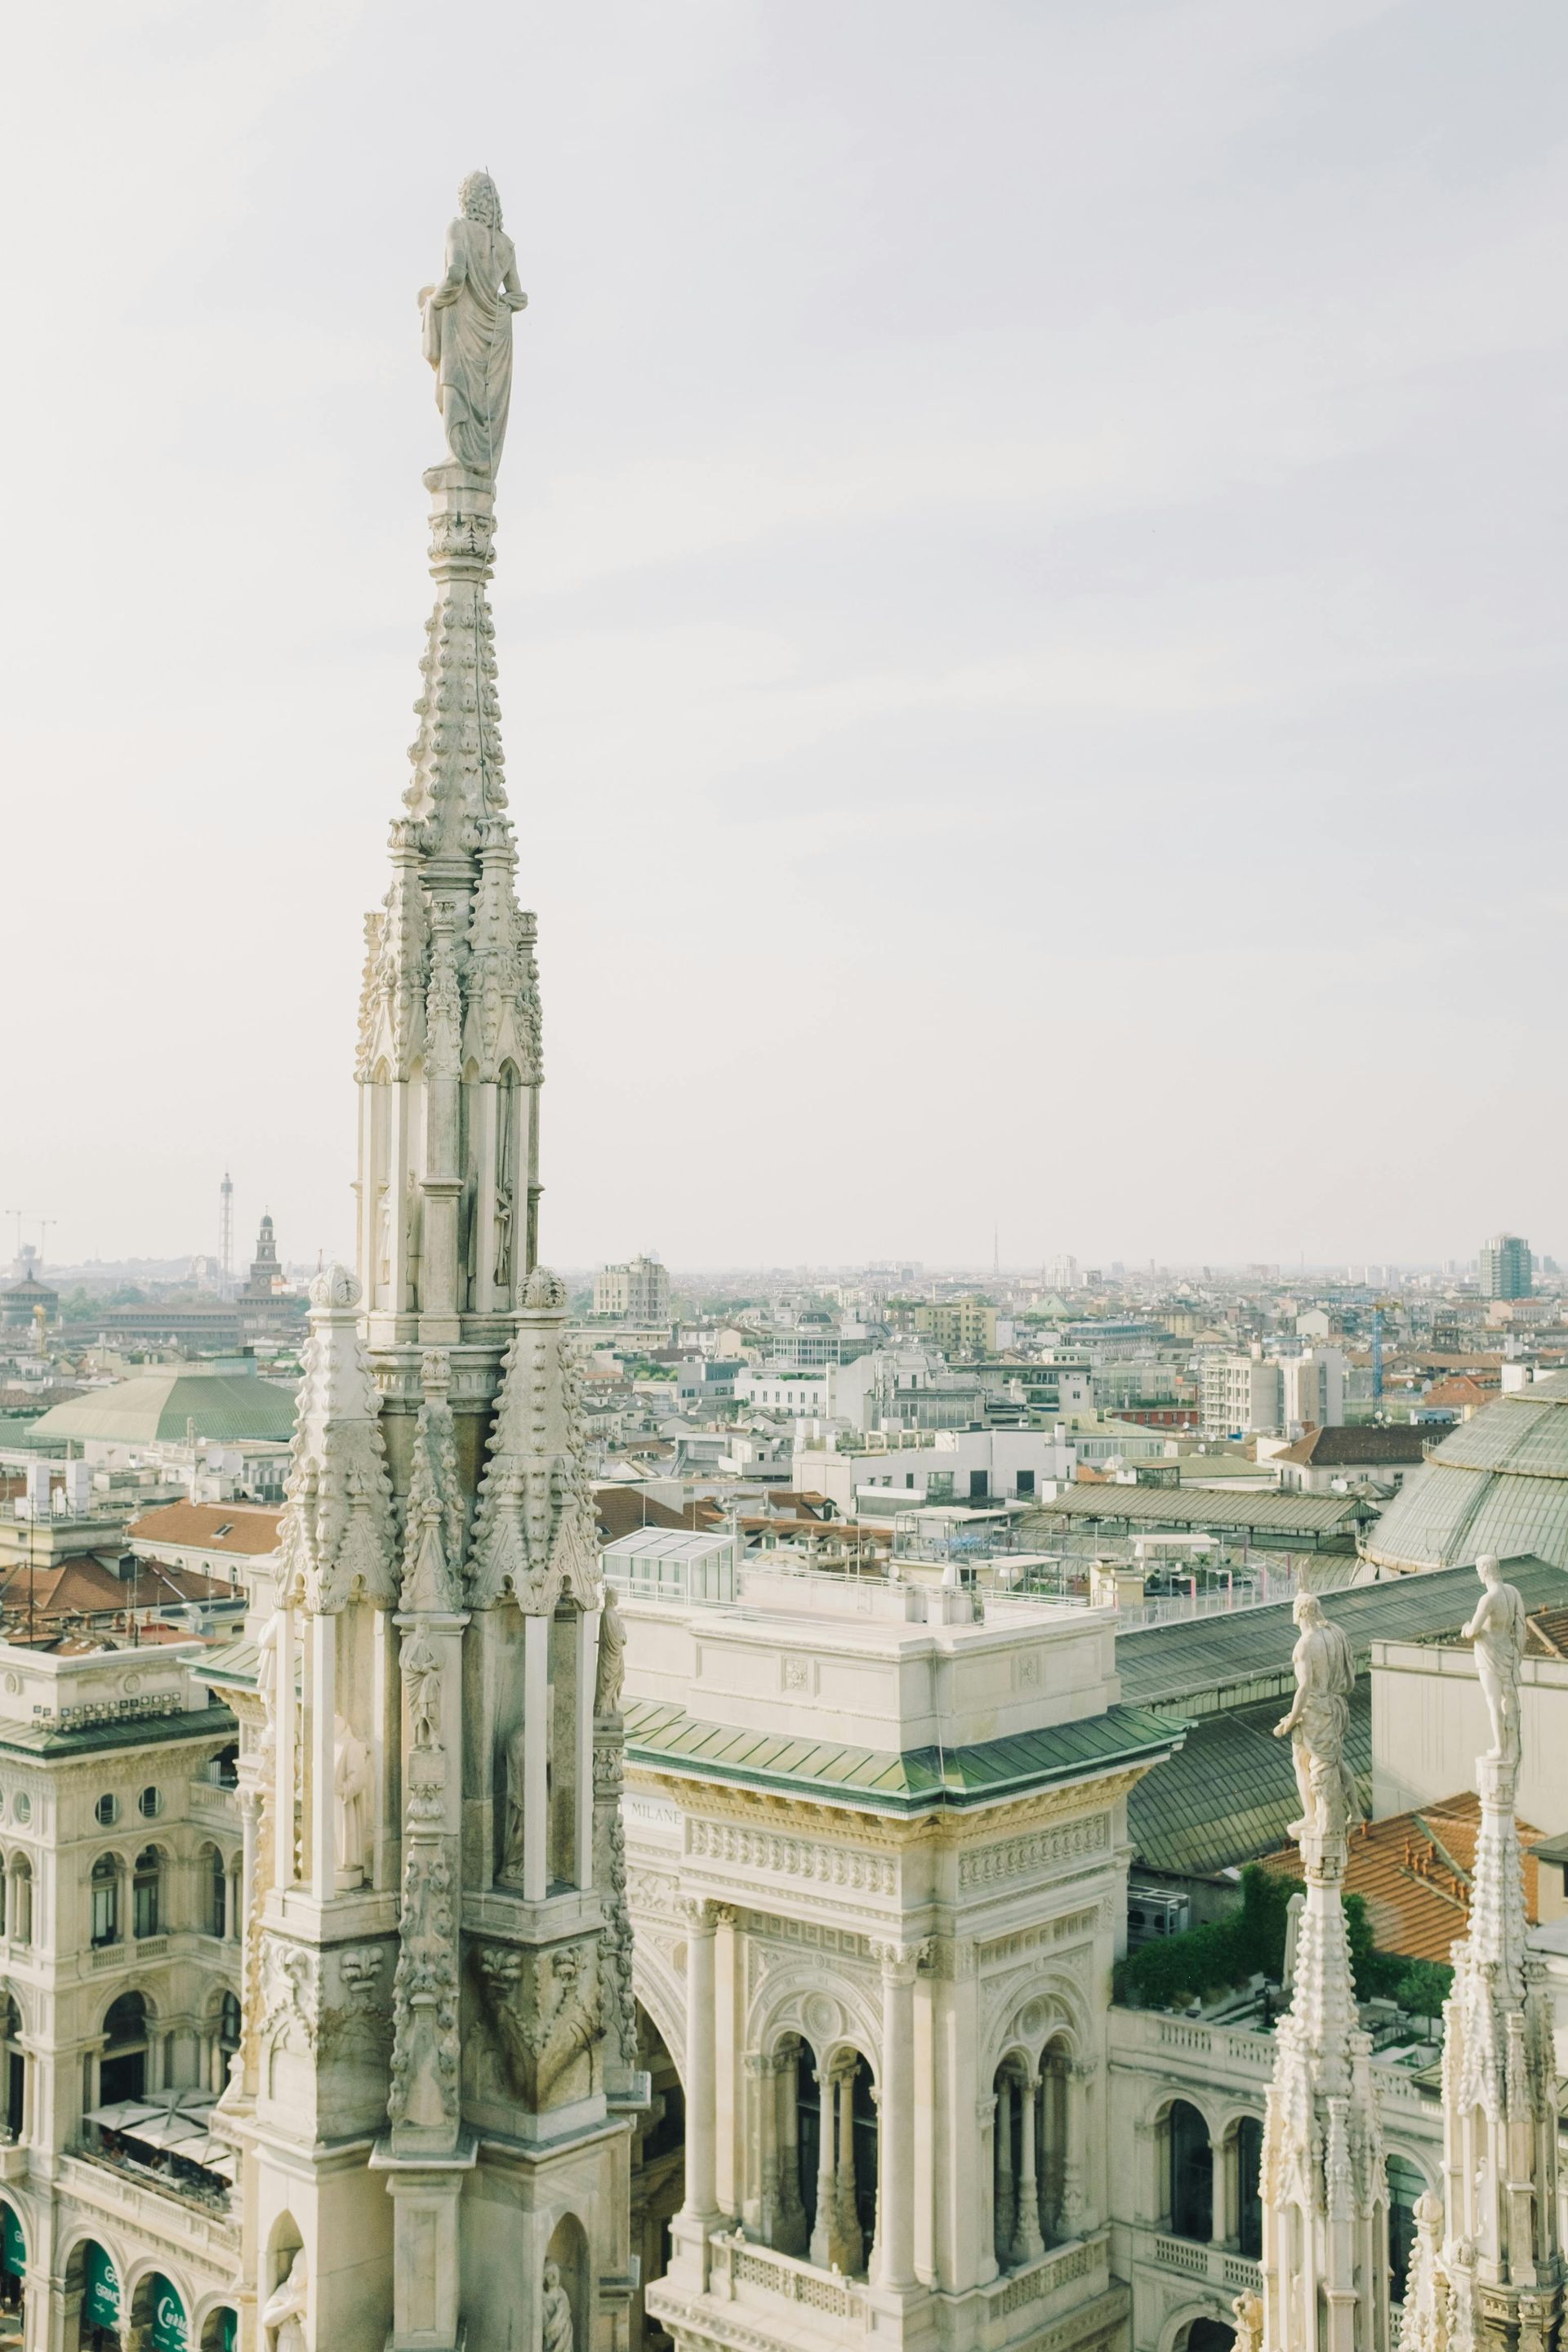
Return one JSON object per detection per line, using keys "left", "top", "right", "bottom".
{"left": 1421, "top": 1560, "right": 1561, "bottom": 2352}
{"left": 225, "top": 176, "right": 641, "bottom": 2352}
{"left": 1261, "top": 1592, "right": 1391, "bottom": 2352}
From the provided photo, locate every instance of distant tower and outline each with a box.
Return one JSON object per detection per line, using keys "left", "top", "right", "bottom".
{"left": 220, "top": 1170, "right": 235, "bottom": 1298}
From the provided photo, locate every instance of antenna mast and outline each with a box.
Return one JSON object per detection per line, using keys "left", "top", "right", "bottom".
{"left": 219, "top": 1171, "right": 234, "bottom": 1298}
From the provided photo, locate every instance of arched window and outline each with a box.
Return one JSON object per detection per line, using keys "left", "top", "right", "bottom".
{"left": 1236, "top": 2116, "right": 1263, "bottom": 2259}
{"left": 9, "top": 1861, "right": 29, "bottom": 1950}
{"left": 201, "top": 1846, "right": 226, "bottom": 1939}
{"left": 1388, "top": 2156, "right": 1426, "bottom": 2301}
{"left": 1169, "top": 2100, "right": 1213, "bottom": 2243}
{"left": 0, "top": 1998, "right": 21, "bottom": 2141}
{"left": 91, "top": 1855, "right": 121, "bottom": 1947}
{"left": 132, "top": 1847, "right": 161, "bottom": 1940}
{"left": 100, "top": 1993, "right": 149, "bottom": 2103}
{"left": 219, "top": 1992, "right": 241, "bottom": 2058}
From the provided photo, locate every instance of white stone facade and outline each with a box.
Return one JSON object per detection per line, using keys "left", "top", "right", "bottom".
{"left": 621, "top": 1575, "right": 1180, "bottom": 2352}
{"left": 0, "top": 1642, "right": 243, "bottom": 2352}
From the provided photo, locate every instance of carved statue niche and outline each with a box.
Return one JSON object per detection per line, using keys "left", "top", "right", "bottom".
{"left": 261, "top": 2252, "right": 307, "bottom": 2352}
{"left": 541, "top": 2262, "right": 572, "bottom": 2352}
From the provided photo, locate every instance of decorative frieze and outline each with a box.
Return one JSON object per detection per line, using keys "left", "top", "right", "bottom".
{"left": 960, "top": 1811, "right": 1109, "bottom": 1891}
{"left": 686, "top": 1818, "right": 896, "bottom": 1895}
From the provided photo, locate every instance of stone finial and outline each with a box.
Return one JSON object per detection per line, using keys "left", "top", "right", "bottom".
{"left": 310, "top": 1263, "right": 363, "bottom": 1312}
{"left": 523, "top": 1265, "right": 567, "bottom": 1312}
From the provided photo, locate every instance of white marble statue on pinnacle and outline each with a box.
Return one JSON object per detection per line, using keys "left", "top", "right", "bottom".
{"left": 419, "top": 169, "right": 528, "bottom": 479}
{"left": 1432, "top": 1559, "right": 1561, "bottom": 2352}
{"left": 1261, "top": 1592, "right": 1391, "bottom": 2352}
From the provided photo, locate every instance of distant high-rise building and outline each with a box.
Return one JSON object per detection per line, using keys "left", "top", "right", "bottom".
{"left": 1479, "top": 1232, "right": 1532, "bottom": 1300}
{"left": 594, "top": 1252, "right": 670, "bottom": 1323}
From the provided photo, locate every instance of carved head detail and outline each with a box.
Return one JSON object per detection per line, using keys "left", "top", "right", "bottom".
{"left": 460, "top": 171, "right": 503, "bottom": 229}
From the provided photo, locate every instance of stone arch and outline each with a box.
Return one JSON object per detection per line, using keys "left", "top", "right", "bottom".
{"left": 983, "top": 1971, "right": 1093, "bottom": 2083}
{"left": 127, "top": 2265, "right": 194, "bottom": 2352}
{"left": 1157, "top": 2305, "right": 1236, "bottom": 2352}
{"left": 630, "top": 2002, "right": 686, "bottom": 2340}
{"left": 100, "top": 1989, "right": 157, "bottom": 2103}
{"left": 632, "top": 1943, "right": 685, "bottom": 2079}
{"left": 1387, "top": 2146, "right": 1429, "bottom": 2302}
{"left": 61, "top": 2230, "right": 131, "bottom": 2352}
{"left": 744, "top": 1965, "right": 883, "bottom": 2079}
{"left": 1141, "top": 2080, "right": 1226, "bottom": 2144}
{"left": 264, "top": 2210, "right": 304, "bottom": 2292}
{"left": 194, "top": 2297, "right": 239, "bottom": 2352}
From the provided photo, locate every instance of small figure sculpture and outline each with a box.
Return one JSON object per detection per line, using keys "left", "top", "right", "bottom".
{"left": 541, "top": 2261, "right": 573, "bottom": 2352}
{"left": 500, "top": 1718, "right": 530, "bottom": 1882}
{"left": 261, "top": 2251, "right": 308, "bottom": 2352}
{"left": 333, "top": 1713, "right": 372, "bottom": 1879}
{"left": 1230, "top": 2288, "right": 1263, "bottom": 2352}
{"left": 403, "top": 1628, "right": 443, "bottom": 1750}
{"left": 256, "top": 1611, "right": 280, "bottom": 1751}
{"left": 419, "top": 171, "right": 528, "bottom": 479}
{"left": 595, "top": 1587, "right": 627, "bottom": 1719}
{"left": 1273, "top": 1591, "right": 1361, "bottom": 1840}
{"left": 493, "top": 1185, "right": 514, "bottom": 1294}
{"left": 1462, "top": 1553, "right": 1527, "bottom": 1767}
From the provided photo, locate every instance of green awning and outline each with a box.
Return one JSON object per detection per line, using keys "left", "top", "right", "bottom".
{"left": 84, "top": 2243, "right": 119, "bottom": 2329}
{"left": 150, "top": 2276, "right": 188, "bottom": 2352}
{"left": 0, "top": 2203, "right": 24, "bottom": 2278}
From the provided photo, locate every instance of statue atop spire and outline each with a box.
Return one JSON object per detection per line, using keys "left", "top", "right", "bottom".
{"left": 419, "top": 170, "right": 528, "bottom": 479}
{"left": 1261, "top": 1592, "right": 1390, "bottom": 2352}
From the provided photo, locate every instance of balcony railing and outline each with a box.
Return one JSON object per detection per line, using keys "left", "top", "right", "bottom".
{"left": 707, "top": 2233, "right": 871, "bottom": 2325}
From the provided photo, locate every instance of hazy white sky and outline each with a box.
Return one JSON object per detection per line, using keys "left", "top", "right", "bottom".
{"left": 4, "top": 1, "right": 1566, "bottom": 1276}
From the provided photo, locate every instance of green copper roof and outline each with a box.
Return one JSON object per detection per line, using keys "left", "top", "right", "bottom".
{"left": 1019, "top": 1486, "right": 1375, "bottom": 1539}
{"left": 1116, "top": 1553, "right": 1568, "bottom": 1715}
{"left": 1128, "top": 1686, "right": 1373, "bottom": 1878}
{"left": 0, "top": 1704, "right": 237, "bottom": 1761}
{"left": 29, "top": 1373, "right": 296, "bottom": 1447}
{"left": 622, "top": 1695, "right": 1181, "bottom": 1815}
{"left": 1367, "top": 1375, "right": 1568, "bottom": 1572}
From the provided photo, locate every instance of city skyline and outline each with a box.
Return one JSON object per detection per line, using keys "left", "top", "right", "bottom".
{"left": 6, "top": 2, "right": 1568, "bottom": 1265}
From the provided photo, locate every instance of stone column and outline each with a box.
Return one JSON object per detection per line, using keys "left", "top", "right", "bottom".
{"left": 679, "top": 1900, "right": 720, "bottom": 2222}
{"left": 996, "top": 2078, "right": 1015, "bottom": 2265}
{"left": 1013, "top": 2075, "right": 1045, "bottom": 2263}
{"left": 775, "top": 2041, "right": 807, "bottom": 2256}
{"left": 273, "top": 1606, "right": 296, "bottom": 1889}
{"left": 874, "top": 1945, "right": 919, "bottom": 2290}
{"left": 1062, "top": 2060, "right": 1094, "bottom": 2237}
{"left": 810, "top": 2069, "right": 836, "bottom": 2268}
{"left": 574, "top": 1609, "right": 597, "bottom": 1888}
{"left": 522, "top": 1615, "right": 550, "bottom": 1902}
{"left": 834, "top": 2060, "right": 863, "bottom": 2276}
{"left": 307, "top": 1610, "right": 337, "bottom": 1902}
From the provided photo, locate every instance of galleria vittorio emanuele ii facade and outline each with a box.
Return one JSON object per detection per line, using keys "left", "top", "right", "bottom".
{"left": 0, "top": 179, "right": 1557, "bottom": 2352}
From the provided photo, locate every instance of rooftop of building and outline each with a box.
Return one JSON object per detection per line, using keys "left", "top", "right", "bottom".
{"left": 623, "top": 1689, "right": 1179, "bottom": 1817}
{"left": 1272, "top": 1424, "right": 1432, "bottom": 1468}
{"left": 622, "top": 1569, "right": 1149, "bottom": 1779}
{"left": 1018, "top": 1483, "right": 1379, "bottom": 1543}
{"left": 1258, "top": 1788, "right": 1543, "bottom": 1963}
{"left": 1116, "top": 1553, "right": 1568, "bottom": 1717}
{"left": 127, "top": 1500, "right": 283, "bottom": 1558}
{"left": 29, "top": 1370, "right": 297, "bottom": 1446}
{"left": 1365, "top": 1369, "right": 1568, "bottom": 1572}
